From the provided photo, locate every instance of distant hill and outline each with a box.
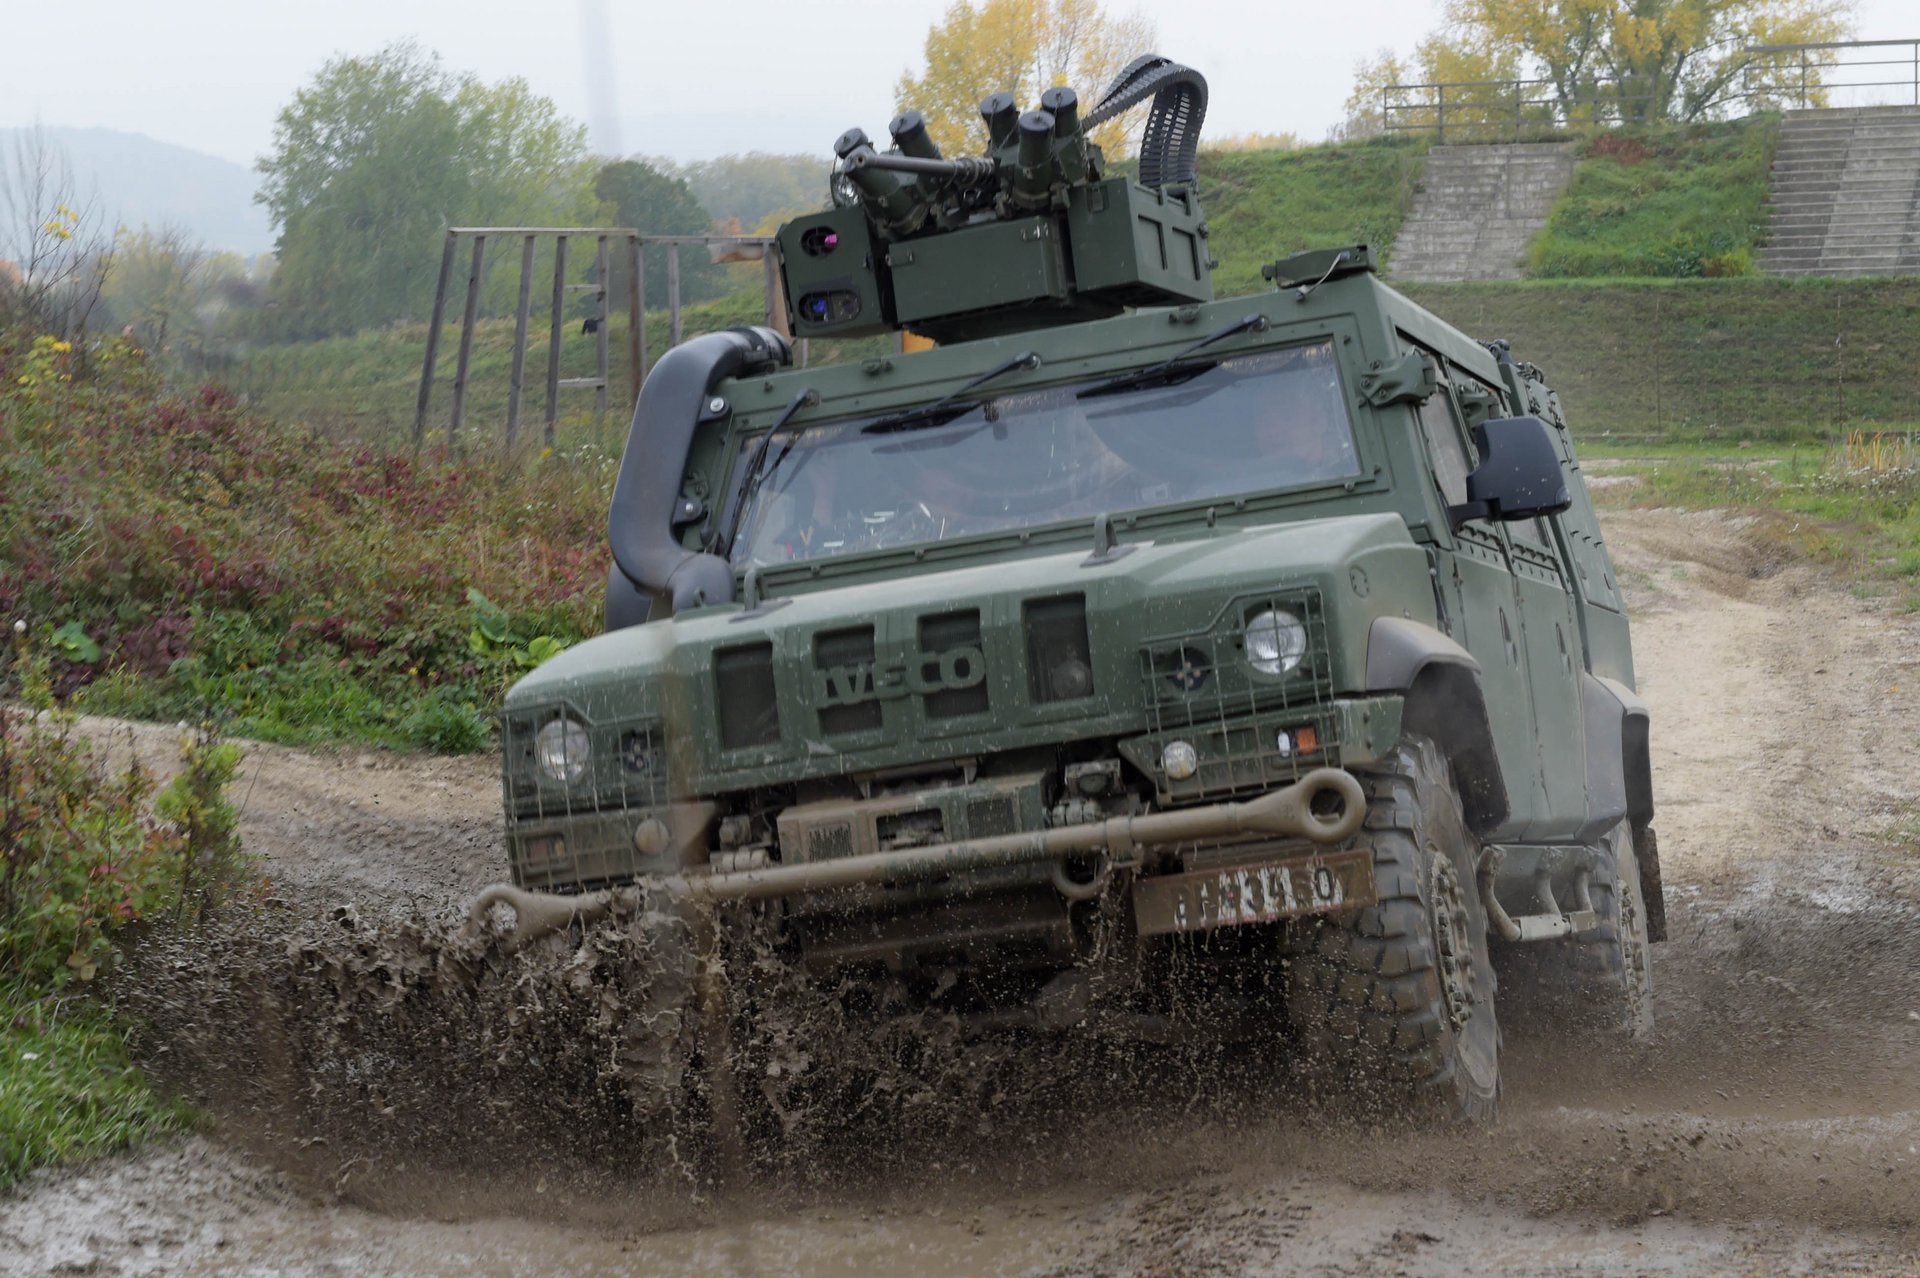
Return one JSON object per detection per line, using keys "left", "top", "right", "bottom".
{"left": 0, "top": 126, "right": 274, "bottom": 256}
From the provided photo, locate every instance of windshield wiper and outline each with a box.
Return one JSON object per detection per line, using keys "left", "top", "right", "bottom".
{"left": 862, "top": 350, "right": 1040, "bottom": 434}
{"left": 1076, "top": 313, "right": 1269, "bottom": 399}
{"left": 713, "top": 386, "right": 818, "bottom": 555}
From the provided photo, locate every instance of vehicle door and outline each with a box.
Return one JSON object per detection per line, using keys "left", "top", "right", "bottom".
{"left": 1403, "top": 341, "right": 1545, "bottom": 840}
{"left": 1502, "top": 508, "right": 1590, "bottom": 840}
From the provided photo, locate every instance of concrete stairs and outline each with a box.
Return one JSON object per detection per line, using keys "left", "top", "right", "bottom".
{"left": 1390, "top": 143, "right": 1577, "bottom": 282}
{"left": 1759, "top": 106, "right": 1920, "bottom": 277}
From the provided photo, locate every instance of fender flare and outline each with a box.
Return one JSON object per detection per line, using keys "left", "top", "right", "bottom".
{"left": 1365, "top": 617, "right": 1510, "bottom": 837}
{"left": 606, "top": 326, "right": 790, "bottom": 621}
{"left": 1588, "top": 674, "right": 1654, "bottom": 826}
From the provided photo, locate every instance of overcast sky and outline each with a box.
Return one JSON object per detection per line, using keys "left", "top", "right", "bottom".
{"left": 5, "top": 0, "right": 1917, "bottom": 166}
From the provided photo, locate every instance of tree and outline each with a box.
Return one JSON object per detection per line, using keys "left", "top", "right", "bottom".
{"left": 593, "top": 159, "right": 727, "bottom": 305}
{"left": 100, "top": 225, "right": 250, "bottom": 363}
{"left": 1357, "top": 0, "right": 1854, "bottom": 133}
{"left": 1341, "top": 38, "right": 1530, "bottom": 140}
{"left": 256, "top": 42, "right": 598, "bottom": 336}
{"left": 895, "top": 0, "right": 1157, "bottom": 158}
{"left": 667, "top": 153, "right": 828, "bottom": 232}
{"left": 0, "top": 127, "right": 115, "bottom": 337}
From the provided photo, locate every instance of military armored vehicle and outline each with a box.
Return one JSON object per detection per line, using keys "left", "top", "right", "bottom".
{"left": 469, "top": 57, "right": 1663, "bottom": 1125}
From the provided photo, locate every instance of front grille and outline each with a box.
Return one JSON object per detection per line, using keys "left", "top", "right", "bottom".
{"left": 918, "top": 609, "right": 990, "bottom": 720}
{"left": 1138, "top": 588, "right": 1337, "bottom": 796}
{"left": 1024, "top": 593, "right": 1094, "bottom": 703}
{"left": 814, "top": 625, "right": 883, "bottom": 735}
{"left": 807, "top": 822, "right": 854, "bottom": 859}
{"left": 965, "top": 795, "right": 1019, "bottom": 837}
{"left": 715, "top": 642, "right": 781, "bottom": 749}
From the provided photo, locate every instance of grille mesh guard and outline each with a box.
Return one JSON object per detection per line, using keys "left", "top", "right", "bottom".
{"left": 1136, "top": 587, "right": 1337, "bottom": 799}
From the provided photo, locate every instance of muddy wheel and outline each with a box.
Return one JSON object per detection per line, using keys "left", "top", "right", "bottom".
{"left": 1286, "top": 735, "right": 1500, "bottom": 1122}
{"left": 1572, "top": 821, "right": 1655, "bottom": 1039}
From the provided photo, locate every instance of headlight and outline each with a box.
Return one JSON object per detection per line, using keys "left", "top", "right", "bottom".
{"left": 1244, "top": 608, "right": 1307, "bottom": 675}
{"left": 535, "top": 717, "right": 591, "bottom": 783}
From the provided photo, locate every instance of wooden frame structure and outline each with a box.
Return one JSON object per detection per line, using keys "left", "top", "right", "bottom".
{"left": 414, "top": 228, "right": 790, "bottom": 452}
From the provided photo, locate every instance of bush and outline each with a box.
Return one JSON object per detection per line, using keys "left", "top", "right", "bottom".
{"left": 0, "top": 326, "right": 598, "bottom": 752}
{"left": 0, "top": 643, "right": 247, "bottom": 1188}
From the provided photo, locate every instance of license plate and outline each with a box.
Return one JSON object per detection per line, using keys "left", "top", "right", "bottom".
{"left": 1132, "top": 851, "right": 1376, "bottom": 937}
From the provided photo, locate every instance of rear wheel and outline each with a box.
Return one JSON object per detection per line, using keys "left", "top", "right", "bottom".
{"left": 1286, "top": 736, "right": 1500, "bottom": 1121}
{"left": 1571, "top": 821, "right": 1655, "bottom": 1039}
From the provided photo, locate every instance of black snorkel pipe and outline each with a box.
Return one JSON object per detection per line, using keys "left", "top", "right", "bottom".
{"left": 606, "top": 326, "right": 791, "bottom": 624}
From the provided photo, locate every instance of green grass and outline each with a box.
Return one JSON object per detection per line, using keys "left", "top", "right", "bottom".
{"left": 224, "top": 288, "right": 896, "bottom": 442}
{"left": 1401, "top": 277, "right": 1920, "bottom": 441}
{"left": 1530, "top": 117, "right": 1776, "bottom": 279}
{"left": 1, "top": 994, "right": 188, "bottom": 1190}
{"left": 1197, "top": 138, "right": 1427, "bottom": 298}
{"left": 1592, "top": 439, "right": 1920, "bottom": 608}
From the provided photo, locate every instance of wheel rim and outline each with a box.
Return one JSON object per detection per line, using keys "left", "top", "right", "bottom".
{"left": 1430, "top": 849, "right": 1476, "bottom": 1032}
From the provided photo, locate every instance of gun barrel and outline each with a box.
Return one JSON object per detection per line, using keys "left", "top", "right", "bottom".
{"left": 845, "top": 150, "right": 997, "bottom": 185}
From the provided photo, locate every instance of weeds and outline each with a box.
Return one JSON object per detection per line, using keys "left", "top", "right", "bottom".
{"left": 0, "top": 326, "right": 604, "bottom": 752}
{"left": 0, "top": 631, "right": 250, "bottom": 1188}
{"left": 1593, "top": 433, "right": 1920, "bottom": 608}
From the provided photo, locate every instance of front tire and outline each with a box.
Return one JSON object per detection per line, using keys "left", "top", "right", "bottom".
{"left": 1287, "top": 736, "right": 1500, "bottom": 1121}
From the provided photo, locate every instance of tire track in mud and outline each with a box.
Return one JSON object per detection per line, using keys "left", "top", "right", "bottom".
{"left": 4, "top": 508, "right": 1919, "bottom": 1277}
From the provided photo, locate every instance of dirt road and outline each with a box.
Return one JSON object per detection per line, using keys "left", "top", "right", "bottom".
{"left": 4, "top": 507, "right": 1918, "bottom": 1277}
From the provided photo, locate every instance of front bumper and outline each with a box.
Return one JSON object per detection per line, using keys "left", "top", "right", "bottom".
{"left": 470, "top": 768, "right": 1367, "bottom": 946}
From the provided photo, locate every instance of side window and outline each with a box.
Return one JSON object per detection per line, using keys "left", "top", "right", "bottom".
{"left": 1419, "top": 392, "right": 1472, "bottom": 505}
{"left": 1398, "top": 337, "right": 1475, "bottom": 506}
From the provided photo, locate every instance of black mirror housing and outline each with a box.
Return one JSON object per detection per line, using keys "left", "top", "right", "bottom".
{"left": 1447, "top": 415, "right": 1571, "bottom": 529}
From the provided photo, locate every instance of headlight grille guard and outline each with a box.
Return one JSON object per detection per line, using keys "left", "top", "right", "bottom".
{"left": 1136, "top": 586, "right": 1338, "bottom": 799}
{"left": 502, "top": 703, "right": 668, "bottom": 820}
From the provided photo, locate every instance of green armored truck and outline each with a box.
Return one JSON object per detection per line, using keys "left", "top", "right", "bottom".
{"left": 470, "top": 57, "right": 1663, "bottom": 1123}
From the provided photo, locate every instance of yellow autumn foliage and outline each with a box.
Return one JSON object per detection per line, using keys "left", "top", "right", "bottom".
{"left": 895, "top": 0, "right": 1156, "bottom": 158}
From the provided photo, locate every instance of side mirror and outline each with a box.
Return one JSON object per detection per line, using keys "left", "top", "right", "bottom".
{"left": 1447, "top": 415, "right": 1570, "bottom": 530}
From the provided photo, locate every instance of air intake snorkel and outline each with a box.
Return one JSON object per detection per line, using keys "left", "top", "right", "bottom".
{"left": 606, "top": 326, "right": 790, "bottom": 621}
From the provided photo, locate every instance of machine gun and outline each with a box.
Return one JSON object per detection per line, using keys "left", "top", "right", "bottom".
{"left": 777, "top": 55, "right": 1215, "bottom": 344}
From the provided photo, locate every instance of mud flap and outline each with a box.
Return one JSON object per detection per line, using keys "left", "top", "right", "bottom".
{"left": 1634, "top": 823, "right": 1668, "bottom": 943}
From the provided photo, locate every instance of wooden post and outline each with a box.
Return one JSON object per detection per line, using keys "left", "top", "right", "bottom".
{"left": 505, "top": 234, "right": 537, "bottom": 455}
{"left": 448, "top": 233, "right": 487, "bottom": 449}
{"left": 626, "top": 233, "right": 643, "bottom": 409}
{"left": 545, "top": 235, "right": 568, "bottom": 448}
{"left": 594, "top": 235, "right": 611, "bottom": 427}
{"left": 413, "top": 232, "right": 457, "bottom": 449}
{"left": 635, "top": 240, "right": 649, "bottom": 389}
{"left": 668, "top": 242, "right": 683, "bottom": 345}
{"left": 762, "top": 252, "right": 779, "bottom": 331}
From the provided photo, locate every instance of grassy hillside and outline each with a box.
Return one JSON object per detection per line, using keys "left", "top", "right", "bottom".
{"left": 1197, "top": 138, "right": 1426, "bottom": 297}
{"left": 224, "top": 290, "right": 897, "bottom": 441}
{"left": 1402, "top": 276, "right": 1920, "bottom": 439}
{"left": 1528, "top": 116, "right": 1776, "bottom": 279}
{"left": 226, "top": 137, "right": 1426, "bottom": 436}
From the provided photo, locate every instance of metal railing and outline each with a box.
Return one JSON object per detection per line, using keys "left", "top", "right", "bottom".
{"left": 1380, "top": 77, "right": 1665, "bottom": 145}
{"left": 1743, "top": 39, "right": 1920, "bottom": 109}
{"left": 1384, "top": 39, "right": 1920, "bottom": 144}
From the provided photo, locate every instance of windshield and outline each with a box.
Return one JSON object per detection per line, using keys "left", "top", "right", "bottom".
{"left": 728, "top": 340, "right": 1356, "bottom": 568}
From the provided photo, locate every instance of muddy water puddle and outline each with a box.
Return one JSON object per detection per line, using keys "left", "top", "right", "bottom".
{"left": 8, "top": 508, "right": 1920, "bottom": 1276}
